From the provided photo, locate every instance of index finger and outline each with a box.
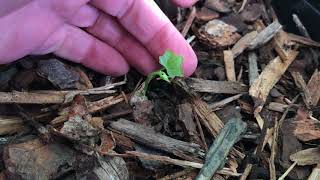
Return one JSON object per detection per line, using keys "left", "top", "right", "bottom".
{"left": 90, "top": 0, "right": 197, "bottom": 76}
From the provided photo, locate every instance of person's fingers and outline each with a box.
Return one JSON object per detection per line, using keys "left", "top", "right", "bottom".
{"left": 91, "top": 0, "right": 198, "bottom": 76}
{"left": 47, "top": 0, "right": 91, "bottom": 19}
{"left": 0, "top": 0, "right": 97, "bottom": 64}
{"left": 32, "top": 24, "right": 129, "bottom": 76}
{"left": 0, "top": 1, "right": 63, "bottom": 64}
{"left": 0, "top": 0, "right": 33, "bottom": 17}
{"left": 67, "top": 4, "right": 99, "bottom": 27}
{"left": 170, "top": 0, "right": 198, "bottom": 7}
{"left": 86, "top": 13, "right": 160, "bottom": 75}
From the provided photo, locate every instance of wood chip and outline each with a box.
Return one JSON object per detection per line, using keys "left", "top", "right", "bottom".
{"left": 109, "top": 119, "right": 204, "bottom": 161}
{"left": 248, "top": 52, "right": 259, "bottom": 85}
{"left": 0, "top": 91, "right": 66, "bottom": 104}
{"left": 270, "top": 95, "right": 300, "bottom": 180}
{"left": 197, "top": 20, "right": 241, "bottom": 48}
{"left": 205, "top": 0, "right": 231, "bottom": 13}
{"left": 196, "top": 7, "right": 219, "bottom": 21}
{"left": 178, "top": 103, "right": 201, "bottom": 144}
{"left": 110, "top": 151, "right": 240, "bottom": 177}
{"left": 4, "top": 138, "right": 129, "bottom": 180}
{"left": 0, "top": 80, "right": 125, "bottom": 104}
{"left": 290, "top": 147, "right": 320, "bottom": 166}
{"left": 267, "top": 102, "right": 288, "bottom": 112}
{"left": 231, "top": 31, "right": 258, "bottom": 58}
{"left": 272, "top": 30, "right": 292, "bottom": 62}
{"left": 0, "top": 116, "right": 26, "bottom": 135}
{"left": 4, "top": 138, "right": 77, "bottom": 179}
{"left": 287, "top": 33, "right": 320, "bottom": 47}
{"left": 291, "top": 108, "right": 320, "bottom": 142}
{"left": 308, "top": 166, "right": 320, "bottom": 180}
{"left": 185, "top": 78, "right": 248, "bottom": 94}
{"left": 88, "top": 95, "right": 124, "bottom": 113}
{"left": 306, "top": 70, "right": 320, "bottom": 106}
{"left": 37, "top": 59, "right": 80, "bottom": 90}
{"left": 126, "top": 151, "right": 203, "bottom": 169}
{"left": 240, "top": 3, "right": 263, "bottom": 22}
{"left": 50, "top": 95, "right": 124, "bottom": 126}
{"left": 291, "top": 71, "right": 312, "bottom": 106}
{"left": 223, "top": 50, "right": 236, "bottom": 81}
{"left": 248, "top": 20, "right": 282, "bottom": 50}
{"left": 196, "top": 118, "right": 247, "bottom": 180}
{"left": 173, "top": 78, "right": 245, "bottom": 162}
{"left": 249, "top": 51, "right": 299, "bottom": 115}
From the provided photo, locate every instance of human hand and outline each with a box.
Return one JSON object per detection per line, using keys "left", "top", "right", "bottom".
{"left": 0, "top": 0, "right": 198, "bottom": 76}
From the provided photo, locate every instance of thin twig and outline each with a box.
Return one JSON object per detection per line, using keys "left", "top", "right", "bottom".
{"left": 240, "top": 163, "right": 253, "bottom": 180}
{"left": 248, "top": 52, "right": 259, "bottom": 86}
{"left": 0, "top": 80, "right": 125, "bottom": 104}
{"left": 292, "top": 14, "right": 310, "bottom": 38}
{"left": 187, "top": 35, "right": 196, "bottom": 44}
{"left": 209, "top": 94, "right": 243, "bottom": 110}
{"left": 182, "top": 7, "right": 196, "bottom": 38}
{"left": 237, "top": 66, "right": 244, "bottom": 82}
{"left": 238, "top": 0, "right": 248, "bottom": 12}
{"left": 269, "top": 120, "right": 278, "bottom": 180}
{"left": 15, "top": 105, "right": 50, "bottom": 142}
{"left": 224, "top": 50, "right": 236, "bottom": 81}
{"left": 269, "top": 95, "right": 299, "bottom": 180}
{"left": 194, "top": 113, "right": 208, "bottom": 151}
{"left": 292, "top": 14, "right": 319, "bottom": 66}
{"left": 278, "top": 161, "right": 298, "bottom": 180}
{"left": 106, "top": 151, "right": 241, "bottom": 177}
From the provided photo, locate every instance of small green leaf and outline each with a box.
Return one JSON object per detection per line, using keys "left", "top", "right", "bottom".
{"left": 157, "top": 71, "right": 170, "bottom": 83}
{"left": 143, "top": 70, "right": 170, "bottom": 95}
{"left": 159, "top": 50, "right": 184, "bottom": 78}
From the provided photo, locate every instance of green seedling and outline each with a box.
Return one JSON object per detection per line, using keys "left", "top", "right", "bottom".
{"left": 143, "top": 50, "right": 184, "bottom": 94}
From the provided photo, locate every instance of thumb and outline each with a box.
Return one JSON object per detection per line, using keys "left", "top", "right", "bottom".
{"left": 170, "top": 0, "right": 198, "bottom": 7}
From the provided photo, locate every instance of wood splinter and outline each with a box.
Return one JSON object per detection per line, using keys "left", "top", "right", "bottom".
{"left": 249, "top": 50, "right": 299, "bottom": 115}
{"left": 223, "top": 50, "right": 236, "bottom": 81}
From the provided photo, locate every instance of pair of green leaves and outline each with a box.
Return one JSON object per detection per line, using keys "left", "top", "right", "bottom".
{"left": 143, "top": 50, "right": 184, "bottom": 94}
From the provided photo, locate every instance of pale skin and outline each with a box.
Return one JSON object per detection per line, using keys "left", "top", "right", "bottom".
{"left": 0, "top": 0, "right": 198, "bottom": 77}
